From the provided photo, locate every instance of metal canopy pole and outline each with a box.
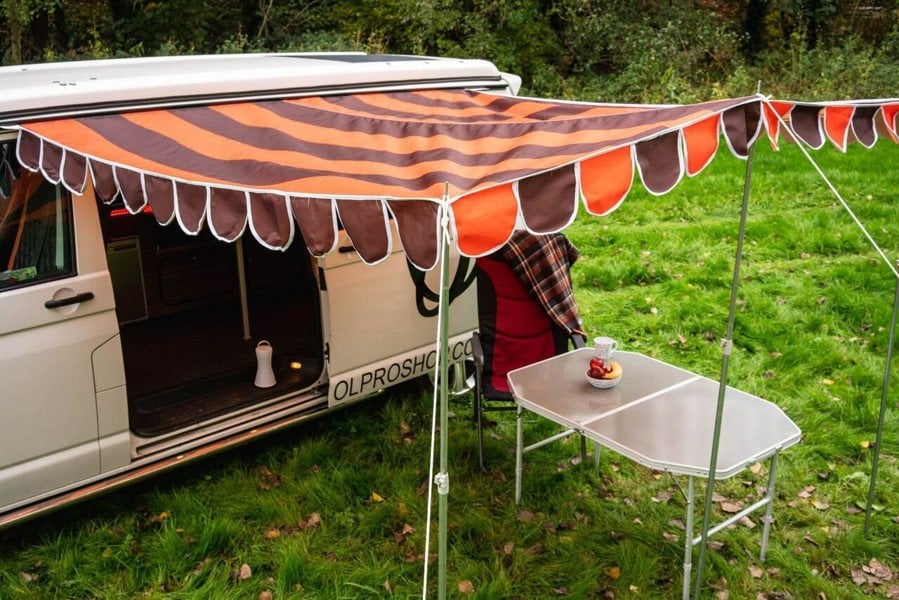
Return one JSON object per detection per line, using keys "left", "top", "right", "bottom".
{"left": 864, "top": 260, "right": 899, "bottom": 534}
{"left": 692, "top": 147, "right": 755, "bottom": 600}
{"left": 435, "top": 196, "right": 452, "bottom": 600}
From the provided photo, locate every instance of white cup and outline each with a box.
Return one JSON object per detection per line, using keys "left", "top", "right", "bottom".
{"left": 594, "top": 336, "right": 618, "bottom": 360}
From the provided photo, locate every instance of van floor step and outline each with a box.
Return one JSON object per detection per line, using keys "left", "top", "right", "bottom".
{"left": 131, "top": 356, "right": 321, "bottom": 437}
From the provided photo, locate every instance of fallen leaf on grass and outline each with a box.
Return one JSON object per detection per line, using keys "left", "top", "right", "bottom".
{"left": 192, "top": 558, "right": 212, "bottom": 576}
{"left": 20, "top": 572, "right": 37, "bottom": 583}
{"left": 458, "top": 580, "right": 475, "bottom": 594}
{"left": 238, "top": 563, "right": 252, "bottom": 581}
{"left": 605, "top": 566, "right": 621, "bottom": 579}
{"left": 739, "top": 516, "right": 756, "bottom": 529}
{"left": 524, "top": 543, "right": 544, "bottom": 555}
{"left": 150, "top": 511, "right": 169, "bottom": 524}
{"left": 503, "top": 542, "right": 514, "bottom": 555}
{"left": 749, "top": 462, "right": 763, "bottom": 474}
{"left": 384, "top": 579, "right": 393, "bottom": 593}
{"left": 554, "top": 587, "right": 570, "bottom": 595}
{"left": 811, "top": 499, "right": 830, "bottom": 510}
{"left": 517, "top": 509, "right": 536, "bottom": 522}
{"left": 264, "top": 528, "right": 281, "bottom": 539}
{"left": 652, "top": 490, "right": 673, "bottom": 503}
{"left": 299, "top": 512, "right": 321, "bottom": 530}
{"left": 257, "top": 466, "right": 281, "bottom": 490}
{"left": 258, "top": 591, "right": 273, "bottom": 600}
{"left": 749, "top": 565, "right": 763, "bottom": 578}
{"left": 663, "top": 532, "right": 679, "bottom": 542}
{"left": 721, "top": 501, "right": 743, "bottom": 513}
{"left": 668, "top": 518, "right": 686, "bottom": 530}
{"left": 371, "top": 491, "right": 384, "bottom": 502}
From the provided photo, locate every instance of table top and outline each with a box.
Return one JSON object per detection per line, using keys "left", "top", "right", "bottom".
{"left": 507, "top": 349, "right": 802, "bottom": 479}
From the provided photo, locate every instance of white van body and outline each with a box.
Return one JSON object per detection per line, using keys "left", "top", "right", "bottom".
{"left": 0, "top": 53, "right": 520, "bottom": 528}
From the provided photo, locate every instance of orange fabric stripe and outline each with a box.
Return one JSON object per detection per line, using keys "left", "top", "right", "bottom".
{"left": 762, "top": 102, "right": 782, "bottom": 148}
{"left": 579, "top": 146, "right": 633, "bottom": 216}
{"left": 823, "top": 106, "right": 854, "bottom": 152}
{"left": 452, "top": 183, "right": 518, "bottom": 255}
{"left": 682, "top": 115, "right": 720, "bottom": 175}
{"left": 882, "top": 104, "right": 899, "bottom": 138}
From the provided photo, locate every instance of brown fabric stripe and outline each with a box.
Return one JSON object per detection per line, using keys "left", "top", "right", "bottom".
{"left": 208, "top": 188, "right": 247, "bottom": 241}
{"left": 852, "top": 106, "right": 878, "bottom": 147}
{"left": 336, "top": 199, "right": 390, "bottom": 264}
{"left": 16, "top": 131, "right": 41, "bottom": 171}
{"left": 89, "top": 161, "right": 118, "bottom": 203}
{"left": 722, "top": 103, "right": 762, "bottom": 157}
{"left": 290, "top": 197, "right": 336, "bottom": 255}
{"left": 40, "top": 141, "right": 63, "bottom": 183}
{"left": 387, "top": 199, "right": 440, "bottom": 269}
{"left": 790, "top": 105, "right": 824, "bottom": 148}
{"left": 516, "top": 166, "right": 578, "bottom": 233}
{"left": 249, "top": 192, "right": 293, "bottom": 249}
{"left": 174, "top": 181, "right": 207, "bottom": 233}
{"left": 62, "top": 151, "right": 87, "bottom": 193}
{"left": 144, "top": 175, "right": 175, "bottom": 225}
{"left": 116, "top": 167, "right": 145, "bottom": 212}
{"left": 635, "top": 131, "right": 683, "bottom": 194}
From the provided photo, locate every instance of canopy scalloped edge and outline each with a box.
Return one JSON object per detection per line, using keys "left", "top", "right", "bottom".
{"left": 11, "top": 94, "right": 899, "bottom": 270}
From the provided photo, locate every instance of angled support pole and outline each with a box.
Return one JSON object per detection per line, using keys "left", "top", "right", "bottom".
{"left": 692, "top": 146, "right": 754, "bottom": 600}
{"left": 864, "top": 259, "right": 899, "bottom": 534}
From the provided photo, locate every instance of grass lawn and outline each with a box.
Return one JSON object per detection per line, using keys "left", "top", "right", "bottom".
{"left": 1, "top": 141, "right": 898, "bottom": 599}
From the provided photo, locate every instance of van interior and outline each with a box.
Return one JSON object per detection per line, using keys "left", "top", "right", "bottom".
{"left": 99, "top": 202, "right": 324, "bottom": 437}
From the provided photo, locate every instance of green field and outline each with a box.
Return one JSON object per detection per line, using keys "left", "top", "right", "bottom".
{"left": 1, "top": 140, "right": 897, "bottom": 599}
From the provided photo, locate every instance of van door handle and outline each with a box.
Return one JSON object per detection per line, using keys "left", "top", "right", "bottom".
{"left": 45, "top": 292, "right": 95, "bottom": 309}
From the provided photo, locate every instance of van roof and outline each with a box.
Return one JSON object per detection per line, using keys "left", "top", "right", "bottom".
{"left": 0, "top": 53, "right": 514, "bottom": 123}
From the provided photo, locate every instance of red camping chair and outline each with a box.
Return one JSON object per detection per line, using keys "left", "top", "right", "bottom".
{"left": 471, "top": 254, "right": 586, "bottom": 472}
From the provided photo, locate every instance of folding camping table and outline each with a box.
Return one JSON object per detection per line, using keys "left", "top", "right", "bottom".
{"left": 507, "top": 349, "right": 801, "bottom": 600}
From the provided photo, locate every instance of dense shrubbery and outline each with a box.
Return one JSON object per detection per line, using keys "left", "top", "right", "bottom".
{"left": 1, "top": 0, "right": 896, "bottom": 101}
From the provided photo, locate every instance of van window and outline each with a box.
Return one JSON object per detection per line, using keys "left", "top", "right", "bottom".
{"left": 0, "top": 142, "right": 74, "bottom": 290}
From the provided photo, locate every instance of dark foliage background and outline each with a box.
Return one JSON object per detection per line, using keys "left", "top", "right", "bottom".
{"left": 2, "top": 0, "right": 896, "bottom": 101}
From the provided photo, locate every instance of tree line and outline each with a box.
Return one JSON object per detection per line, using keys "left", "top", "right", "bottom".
{"left": 2, "top": 0, "right": 896, "bottom": 101}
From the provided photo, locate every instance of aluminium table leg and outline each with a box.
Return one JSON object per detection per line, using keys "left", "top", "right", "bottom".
{"left": 683, "top": 476, "right": 695, "bottom": 600}
{"left": 759, "top": 451, "right": 779, "bottom": 562}
{"left": 515, "top": 404, "right": 524, "bottom": 505}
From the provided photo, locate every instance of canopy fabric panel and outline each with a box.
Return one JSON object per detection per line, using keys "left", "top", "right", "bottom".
{"left": 11, "top": 91, "right": 898, "bottom": 268}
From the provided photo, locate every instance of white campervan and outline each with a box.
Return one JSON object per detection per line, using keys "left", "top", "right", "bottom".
{"left": 0, "top": 53, "right": 520, "bottom": 528}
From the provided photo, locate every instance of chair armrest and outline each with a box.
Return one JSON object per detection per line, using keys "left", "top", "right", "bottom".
{"left": 472, "top": 331, "right": 485, "bottom": 370}
{"left": 571, "top": 332, "right": 587, "bottom": 349}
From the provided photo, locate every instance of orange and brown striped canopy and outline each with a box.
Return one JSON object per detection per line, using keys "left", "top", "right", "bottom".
{"left": 13, "top": 90, "right": 899, "bottom": 269}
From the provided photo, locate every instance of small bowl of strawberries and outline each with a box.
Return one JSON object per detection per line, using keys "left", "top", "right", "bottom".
{"left": 586, "top": 356, "right": 623, "bottom": 389}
